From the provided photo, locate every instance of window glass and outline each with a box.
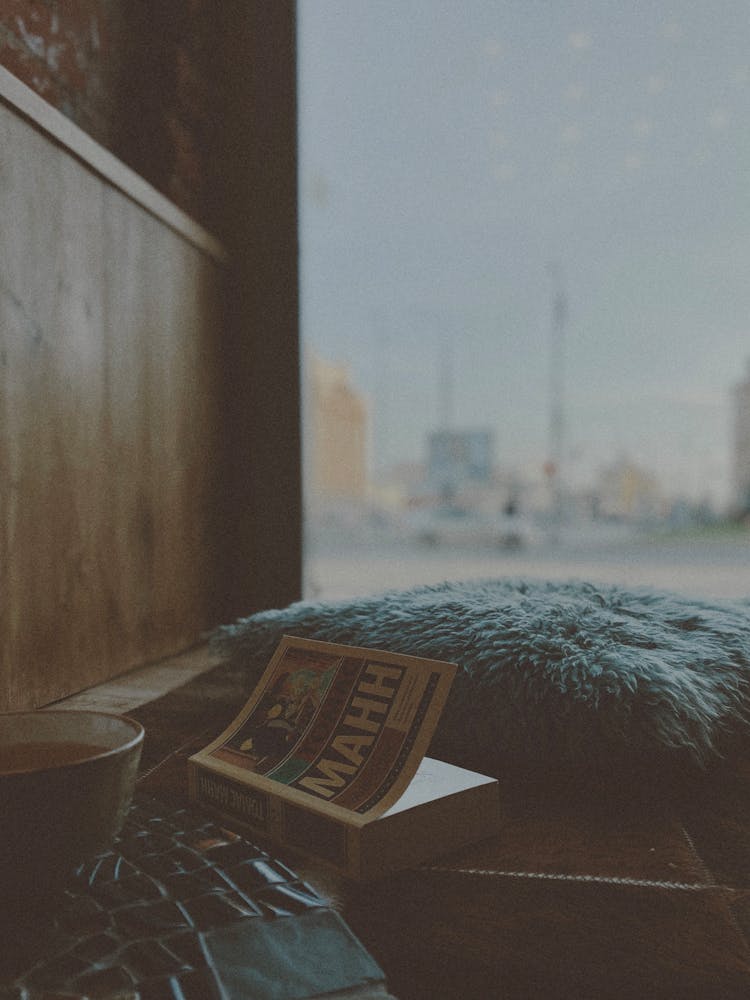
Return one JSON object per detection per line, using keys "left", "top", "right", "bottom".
{"left": 298, "top": 0, "right": 750, "bottom": 602}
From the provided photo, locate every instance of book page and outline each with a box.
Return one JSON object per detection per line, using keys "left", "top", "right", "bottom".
{"left": 192, "top": 635, "right": 457, "bottom": 820}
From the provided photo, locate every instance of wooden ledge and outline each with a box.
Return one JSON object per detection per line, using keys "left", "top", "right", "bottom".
{"left": 0, "top": 65, "right": 228, "bottom": 265}
{"left": 51, "top": 644, "right": 224, "bottom": 716}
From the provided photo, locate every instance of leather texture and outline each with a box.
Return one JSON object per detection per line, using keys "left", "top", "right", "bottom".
{"left": 1, "top": 791, "right": 388, "bottom": 999}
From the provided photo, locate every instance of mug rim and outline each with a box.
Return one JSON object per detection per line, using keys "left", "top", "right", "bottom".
{"left": 0, "top": 710, "right": 145, "bottom": 776}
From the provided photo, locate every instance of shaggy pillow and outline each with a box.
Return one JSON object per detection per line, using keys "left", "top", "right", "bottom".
{"left": 211, "top": 578, "right": 750, "bottom": 784}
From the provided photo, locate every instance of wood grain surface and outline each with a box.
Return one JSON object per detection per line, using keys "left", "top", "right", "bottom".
{"left": 0, "top": 96, "right": 226, "bottom": 710}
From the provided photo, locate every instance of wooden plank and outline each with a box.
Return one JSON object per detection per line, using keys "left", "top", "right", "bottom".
{"left": 0, "top": 97, "right": 225, "bottom": 710}
{"left": 53, "top": 644, "right": 224, "bottom": 715}
{"left": 0, "top": 64, "right": 228, "bottom": 266}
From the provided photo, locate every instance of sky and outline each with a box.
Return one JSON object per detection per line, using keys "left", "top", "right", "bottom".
{"left": 297, "top": 0, "right": 750, "bottom": 507}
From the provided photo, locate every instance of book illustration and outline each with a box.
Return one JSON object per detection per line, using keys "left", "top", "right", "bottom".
{"left": 193, "top": 636, "right": 457, "bottom": 820}
{"left": 220, "top": 650, "right": 338, "bottom": 775}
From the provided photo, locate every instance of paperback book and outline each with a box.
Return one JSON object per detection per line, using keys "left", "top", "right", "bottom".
{"left": 188, "top": 635, "right": 500, "bottom": 880}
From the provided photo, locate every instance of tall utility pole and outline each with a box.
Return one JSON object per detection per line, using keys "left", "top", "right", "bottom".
{"left": 547, "top": 263, "right": 567, "bottom": 536}
{"left": 439, "top": 334, "right": 455, "bottom": 430}
{"left": 371, "top": 307, "right": 389, "bottom": 478}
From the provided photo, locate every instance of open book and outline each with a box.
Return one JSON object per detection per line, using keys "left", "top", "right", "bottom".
{"left": 189, "top": 636, "right": 500, "bottom": 880}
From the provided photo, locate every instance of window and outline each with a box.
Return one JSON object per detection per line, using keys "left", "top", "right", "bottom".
{"left": 298, "top": 1, "right": 750, "bottom": 602}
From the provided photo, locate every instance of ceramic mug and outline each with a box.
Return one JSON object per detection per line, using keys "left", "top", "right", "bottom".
{"left": 0, "top": 710, "right": 144, "bottom": 903}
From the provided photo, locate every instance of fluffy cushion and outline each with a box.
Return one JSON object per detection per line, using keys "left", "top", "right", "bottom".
{"left": 212, "top": 578, "right": 750, "bottom": 783}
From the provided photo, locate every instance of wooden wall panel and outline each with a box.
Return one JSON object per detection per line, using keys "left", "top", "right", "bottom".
{"left": 0, "top": 97, "right": 225, "bottom": 710}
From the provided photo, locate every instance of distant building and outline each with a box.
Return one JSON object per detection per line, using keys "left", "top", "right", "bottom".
{"left": 596, "top": 457, "right": 662, "bottom": 521}
{"left": 372, "top": 462, "right": 426, "bottom": 511}
{"left": 732, "top": 360, "right": 750, "bottom": 514}
{"left": 426, "top": 428, "right": 495, "bottom": 500}
{"left": 303, "top": 352, "right": 369, "bottom": 505}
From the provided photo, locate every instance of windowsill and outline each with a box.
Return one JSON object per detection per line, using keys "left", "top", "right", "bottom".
{"left": 50, "top": 643, "right": 224, "bottom": 716}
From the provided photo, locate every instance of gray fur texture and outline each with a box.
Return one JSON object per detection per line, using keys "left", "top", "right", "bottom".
{"left": 212, "top": 578, "right": 750, "bottom": 781}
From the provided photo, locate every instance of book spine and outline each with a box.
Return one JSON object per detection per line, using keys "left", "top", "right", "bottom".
{"left": 189, "top": 762, "right": 277, "bottom": 835}
{"left": 188, "top": 762, "right": 355, "bottom": 877}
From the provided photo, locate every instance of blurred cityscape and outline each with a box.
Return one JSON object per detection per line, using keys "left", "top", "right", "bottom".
{"left": 303, "top": 350, "right": 750, "bottom": 602}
